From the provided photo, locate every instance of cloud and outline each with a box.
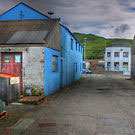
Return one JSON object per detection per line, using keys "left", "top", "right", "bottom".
{"left": 115, "top": 24, "right": 130, "bottom": 34}
{"left": 0, "top": 0, "right": 135, "bottom": 39}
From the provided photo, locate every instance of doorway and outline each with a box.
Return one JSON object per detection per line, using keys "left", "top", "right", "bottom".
{"left": 1, "top": 52, "right": 22, "bottom": 90}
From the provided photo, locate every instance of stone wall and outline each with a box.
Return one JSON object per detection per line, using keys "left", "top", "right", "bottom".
{"left": 0, "top": 46, "right": 45, "bottom": 89}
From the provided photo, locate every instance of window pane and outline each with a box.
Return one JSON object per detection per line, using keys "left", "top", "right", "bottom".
{"left": 4, "top": 55, "right": 11, "bottom": 63}
{"left": 107, "top": 52, "right": 111, "bottom": 57}
{"left": 52, "top": 64, "right": 55, "bottom": 71}
{"left": 76, "top": 42, "right": 77, "bottom": 50}
{"left": 52, "top": 56, "right": 58, "bottom": 72}
{"left": 107, "top": 62, "right": 111, "bottom": 70}
{"left": 71, "top": 39, "right": 73, "bottom": 50}
{"left": 123, "top": 52, "right": 128, "bottom": 57}
{"left": 14, "top": 55, "right": 21, "bottom": 63}
{"left": 114, "top": 62, "right": 119, "bottom": 70}
{"left": 114, "top": 52, "right": 119, "bottom": 57}
{"left": 123, "top": 62, "right": 128, "bottom": 71}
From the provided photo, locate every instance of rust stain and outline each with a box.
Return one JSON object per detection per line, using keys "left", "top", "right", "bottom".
{"left": 25, "top": 48, "right": 28, "bottom": 51}
{"left": 44, "top": 41, "right": 46, "bottom": 47}
{"left": 39, "top": 123, "right": 57, "bottom": 127}
{"left": 40, "top": 61, "right": 44, "bottom": 63}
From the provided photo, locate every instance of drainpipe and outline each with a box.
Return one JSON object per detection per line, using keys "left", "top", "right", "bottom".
{"left": 130, "top": 42, "right": 132, "bottom": 78}
{"left": 44, "top": 41, "right": 46, "bottom": 96}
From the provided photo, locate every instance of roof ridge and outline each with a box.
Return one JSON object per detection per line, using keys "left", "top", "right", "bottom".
{"left": 0, "top": 2, "right": 50, "bottom": 19}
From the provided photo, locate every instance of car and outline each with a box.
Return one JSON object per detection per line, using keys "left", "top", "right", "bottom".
{"left": 82, "top": 69, "right": 92, "bottom": 74}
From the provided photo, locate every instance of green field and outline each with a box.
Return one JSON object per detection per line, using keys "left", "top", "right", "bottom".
{"left": 73, "top": 33, "right": 132, "bottom": 59}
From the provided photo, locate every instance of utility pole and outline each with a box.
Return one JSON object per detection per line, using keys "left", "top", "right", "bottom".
{"left": 83, "top": 37, "right": 87, "bottom": 60}
{"left": 105, "top": 39, "right": 106, "bottom": 50}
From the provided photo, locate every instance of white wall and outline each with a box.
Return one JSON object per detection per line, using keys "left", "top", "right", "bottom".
{"left": 0, "top": 46, "right": 45, "bottom": 89}
{"left": 105, "top": 47, "right": 131, "bottom": 72}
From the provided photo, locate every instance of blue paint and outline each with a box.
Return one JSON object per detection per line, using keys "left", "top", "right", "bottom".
{"left": 0, "top": 3, "right": 49, "bottom": 21}
{"left": 44, "top": 47, "right": 61, "bottom": 96}
{"left": 0, "top": 2, "right": 83, "bottom": 96}
{"left": 82, "top": 62, "right": 86, "bottom": 69}
{"left": 123, "top": 70, "right": 130, "bottom": 72}
{"left": 61, "top": 25, "right": 83, "bottom": 87}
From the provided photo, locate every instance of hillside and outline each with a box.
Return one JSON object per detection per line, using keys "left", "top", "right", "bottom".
{"left": 73, "top": 33, "right": 132, "bottom": 59}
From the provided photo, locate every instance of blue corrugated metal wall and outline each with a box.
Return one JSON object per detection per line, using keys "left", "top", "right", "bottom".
{"left": 0, "top": 3, "right": 48, "bottom": 20}
{"left": 61, "top": 25, "right": 83, "bottom": 87}
{"left": 44, "top": 47, "right": 61, "bottom": 96}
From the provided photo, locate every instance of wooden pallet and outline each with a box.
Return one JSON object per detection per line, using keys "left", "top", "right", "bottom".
{"left": 0, "top": 111, "right": 7, "bottom": 120}
{"left": 19, "top": 96, "right": 45, "bottom": 105}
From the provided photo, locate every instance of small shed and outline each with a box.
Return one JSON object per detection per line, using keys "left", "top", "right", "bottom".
{"left": 0, "top": 19, "right": 62, "bottom": 95}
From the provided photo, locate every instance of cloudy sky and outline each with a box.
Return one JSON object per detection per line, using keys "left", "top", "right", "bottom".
{"left": 0, "top": 0, "right": 135, "bottom": 39}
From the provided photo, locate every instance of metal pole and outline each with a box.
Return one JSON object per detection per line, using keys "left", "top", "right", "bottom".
{"left": 84, "top": 40, "right": 85, "bottom": 60}
{"left": 84, "top": 38, "right": 87, "bottom": 60}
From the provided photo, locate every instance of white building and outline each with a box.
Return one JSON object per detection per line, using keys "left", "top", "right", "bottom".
{"left": 105, "top": 47, "right": 131, "bottom": 73}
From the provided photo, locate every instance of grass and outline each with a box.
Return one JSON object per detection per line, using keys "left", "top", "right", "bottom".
{"left": 73, "top": 33, "right": 132, "bottom": 59}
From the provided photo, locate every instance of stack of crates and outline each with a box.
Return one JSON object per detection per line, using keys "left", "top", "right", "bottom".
{"left": 0, "top": 99, "right": 7, "bottom": 120}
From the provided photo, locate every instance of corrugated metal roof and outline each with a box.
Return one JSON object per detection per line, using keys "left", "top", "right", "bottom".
{"left": 7, "top": 31, "right": 48, "bottom": 44}
{"left": 111, "top": 41, "right": 131, "bottom": 47}
{"left": 0, "top": 19, "right": 59, "bottom": 44}
{"left": 112, "top": 41, "right": 130, "bottom": 45}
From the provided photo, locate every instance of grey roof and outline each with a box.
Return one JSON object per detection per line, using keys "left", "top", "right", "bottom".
{"left": 112, "top": 41, "right": 131, "bottom": 47}
{"left": 7, "top": 31, "right": 48, "bottom": 44}
{"left": 0, "top": 19, "right": 59, "bottom": 44}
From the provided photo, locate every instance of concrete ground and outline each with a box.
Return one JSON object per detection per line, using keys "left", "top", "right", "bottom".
{"left": 6, "top": 72, "right": 135, "bottom": 135}
{"left": 0, "top": 103, "right": 39, "bottom": 135}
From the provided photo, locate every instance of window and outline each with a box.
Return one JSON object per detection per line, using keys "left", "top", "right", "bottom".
{"left": 107, "top": 52, "right": 111, "bottom": 57}
{"left": 114, "top": 52, "right": 119, "bottom": 57}
{"left": 107, "top": 62, "right": 111, "bottom": 65}
{"left": 4, "top": 55, "right": 11, "bottom": 63}
{"left": 123, "top": 62, "right": 128, "bottom": 71}
{"left": 114, "top": 62, "right": 119, "bottom": 71}
{"left": 14, "top": 55, "right": 21, "bottom": 63}
{"left": 83, "top": 63, "right": 86, "bottom": 69}
{"left": 107, "top": 62, "right": 111, "bottom": 71}
{"left": 52, "top": 56, "right": 58, "bottom": 72}
{"left": 76, "top": 42, "right": 77, "bottom": 51}
{"left": 123, "top": 52, "right": 128, "bottom": 57}
{"left": 71, "top": 39, "right": 73, "bottom": 50}
{"left": 76, "top": 63, "right": 77, "bottom": 72}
